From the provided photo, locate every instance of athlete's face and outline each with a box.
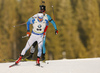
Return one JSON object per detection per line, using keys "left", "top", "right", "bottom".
{"left": 38, "top": 18, "right": 43, "bottom": 21}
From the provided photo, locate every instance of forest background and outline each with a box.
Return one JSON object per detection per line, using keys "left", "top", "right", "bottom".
{"left": 0, "top": 0, "right": 100, "bottom": 62}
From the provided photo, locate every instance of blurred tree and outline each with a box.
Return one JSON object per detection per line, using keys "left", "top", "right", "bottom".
{"left": 83, "top": 0, "right": 100, "bottom": 57}
{"left": 56, "top": 0, "right": 77, "bottom": 59}
{"left": 0, "top": 0, "right": 18, "bottom": 61}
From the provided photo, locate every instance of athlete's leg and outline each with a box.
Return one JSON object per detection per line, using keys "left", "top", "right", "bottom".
{"left": 21, "top": 34, "right": 36, "bottom": 56}
{"left": 30, "top": 41, "right": 37, "bottom": 53}
{"left": 26, "top": 41, "right": 37, "bottom": 59}
{"left": 36, "top": 35, "right": 43, "bottom": 65}
{"left": 37, "top": 39, "right": 43, "bottom": 57}
{"left": 42, "top": 36, "right": 46, "bottom": 60}
{"left": 42, "top": 36, "right": 46, "bottom": 54}
{"left": 16, "top": 34, "right": 36, "bottom": 64}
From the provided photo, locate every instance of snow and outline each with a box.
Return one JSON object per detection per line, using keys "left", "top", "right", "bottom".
{"left": 0, "top": 58, "right": 100, "bottom": 73}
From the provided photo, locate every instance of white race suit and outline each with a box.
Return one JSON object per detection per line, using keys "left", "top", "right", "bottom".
{"left": 21, "top": 17, "right": 49, "bottom": 57}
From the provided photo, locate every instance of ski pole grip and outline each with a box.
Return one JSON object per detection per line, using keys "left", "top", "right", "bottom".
{"left": 22, "top": 35, "right": 28, "bottom": 38}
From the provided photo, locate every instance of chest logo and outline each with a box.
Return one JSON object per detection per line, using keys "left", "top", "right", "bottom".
{"left": 38, "top": 25, "right": 42, "bottom": 28}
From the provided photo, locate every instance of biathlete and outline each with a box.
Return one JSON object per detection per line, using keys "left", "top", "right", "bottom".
{"left": 26, "top": 5, "right": 58, "bottom": 61}
{"left": 15, "top": 13, "right": 48, "bottom": 66}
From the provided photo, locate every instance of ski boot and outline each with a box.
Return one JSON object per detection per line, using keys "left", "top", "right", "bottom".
{"left": 15, "top": 55, "right": 23, "bottom": 64}
{"left": 36, "top": 57, "right": 40, "bottom": 66}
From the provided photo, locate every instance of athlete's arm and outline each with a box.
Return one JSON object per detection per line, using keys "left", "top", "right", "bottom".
{"left": 47, "top": 15, "right": 57, "bottom": 30}
{"left": 27, "top": 19, "right": 35, "bottom": 32}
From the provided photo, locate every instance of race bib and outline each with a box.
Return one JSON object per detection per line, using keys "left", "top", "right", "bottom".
{"left": 32, "top": 19, "right": 46, "bottom": 34}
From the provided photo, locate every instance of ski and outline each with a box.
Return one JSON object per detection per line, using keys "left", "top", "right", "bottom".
{"left": 42, "top": 60, "right": 49, "bottom": 64}
{"left": 35, "top": 64, "right": 43, "bottom": 68}
{"left": 9, "top": 63, "right": 18, "bottom": 68}
{"left": 45, "top": 61, "right": 49, "bottom": 64}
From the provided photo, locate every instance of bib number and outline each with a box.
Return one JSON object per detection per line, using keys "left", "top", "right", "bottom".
{"left": 37, "top": 29, "right": 42, "bottom": 31}
{"left": 37, "top": 25, "right": 42, "bottom": 31}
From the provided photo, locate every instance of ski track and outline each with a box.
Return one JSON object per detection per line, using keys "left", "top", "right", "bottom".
{"left": 0, "top": 58, "right": 100, "bottom": 73}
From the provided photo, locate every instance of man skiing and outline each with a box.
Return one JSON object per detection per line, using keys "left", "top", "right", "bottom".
{"left": 15, "top": 12, "right": 48, "bottom": 66}
{"left": 26, "top": 5, "right": 58, "bottom": 61}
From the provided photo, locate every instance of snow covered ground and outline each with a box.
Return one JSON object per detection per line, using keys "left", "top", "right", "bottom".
{"left": 0, "top": 58, "right": 100, "bottom": 73}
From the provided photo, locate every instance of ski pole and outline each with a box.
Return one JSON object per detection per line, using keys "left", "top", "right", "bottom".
{"left": 13, "top": 23, "right": 26, "bottom": 27}
{"left": 22, "top": 35, "right": 28, "bottom": 38}
{"left": 52, "top": 5, "right": 55, "bottom": 21}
